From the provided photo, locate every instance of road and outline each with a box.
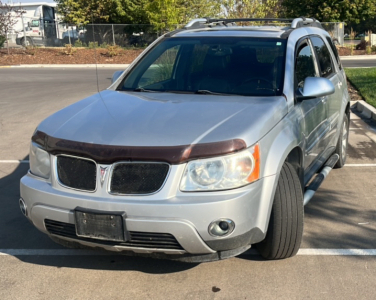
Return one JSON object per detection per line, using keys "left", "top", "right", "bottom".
{"left": 1, "top": 68, "right": 376, "bottom": 300}
{"left": 341, "top": 57, "right": 376, "bottom": 68}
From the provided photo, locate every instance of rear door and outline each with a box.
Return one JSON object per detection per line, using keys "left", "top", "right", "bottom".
{"left": 294, "top": 38, "right": 330, "bottom": 170}
{"left": 310, "top": 35, "right": 342, "bottom": 148}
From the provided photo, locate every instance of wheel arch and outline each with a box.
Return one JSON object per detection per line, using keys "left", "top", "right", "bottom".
{"left": 345, "top": 101, "right": 350, "bottom": 118}
{"left": 285, "top": 146, "right": 304, "bottom": 191}
{"left": 255, "top": 119, "right": 304, "bottom": 238}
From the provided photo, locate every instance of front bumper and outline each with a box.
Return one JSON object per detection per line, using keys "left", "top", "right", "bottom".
{"left": 20, "top": 169, "right": 277, "bottom": 257}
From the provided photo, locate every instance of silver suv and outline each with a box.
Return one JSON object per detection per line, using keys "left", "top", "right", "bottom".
{"left": 20, "top": 17, "right": 350, "bottom": 262}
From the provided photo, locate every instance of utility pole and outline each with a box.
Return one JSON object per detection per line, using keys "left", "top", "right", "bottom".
{"left": 21, "top": 10, "right": 27, "bottom": 47}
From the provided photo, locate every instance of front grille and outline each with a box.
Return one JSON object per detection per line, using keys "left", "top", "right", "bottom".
{"left": 57, "top": 155, "right": 96, "bottom": 191}
{"left": 110, "top": 163, "right": 169, "bottom": 194}
{"left": 45, "top": 219, "right": 184, "bottom": 250}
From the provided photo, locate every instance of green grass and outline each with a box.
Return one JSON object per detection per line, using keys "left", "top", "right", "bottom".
{"left": 345, "top": 68, "right": 376, "bottom": 108}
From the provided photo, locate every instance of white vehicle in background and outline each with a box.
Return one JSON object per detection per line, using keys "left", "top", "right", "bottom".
{"left": 14, "top": 3, "right": 60, "bottom": 46}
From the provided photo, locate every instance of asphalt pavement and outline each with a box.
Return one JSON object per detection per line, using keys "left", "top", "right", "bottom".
{"left": 341, "top": 57, "right": 376, "bottom": 68}
{"left": 0, "top": 68, "right": 376, "bottom": 300}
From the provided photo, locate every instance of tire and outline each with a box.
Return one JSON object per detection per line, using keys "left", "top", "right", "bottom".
{"left": 334, "top": 113, "right": 349, "bottom": 168}
{"left": 21, "top": 37, "right": 33, "bottom": 47}
{"left": 256, "top": 162, "right": 304, "bottom": 260}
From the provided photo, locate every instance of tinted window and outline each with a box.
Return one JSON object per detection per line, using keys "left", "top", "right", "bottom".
{"left": 119, "top": 37, "right": 287, "bottom": 97}
{"left": 326, "top": 37, "right": 342, "bottom": 69}
{"left": 311, "top": 36, "right": 333, "bottom": 77}
{"left": 295, "top": 42, "right": 316, "bottom": 88}
{"left": 138, "top": 45, "right": 180, "bottom": 87}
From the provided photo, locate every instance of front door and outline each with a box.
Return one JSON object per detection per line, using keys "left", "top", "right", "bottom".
{"left": 294, "top": 38, "right": 330, "bottom": 170}
{"left": 310, "top": 36, "right": 343, "bottom": 148}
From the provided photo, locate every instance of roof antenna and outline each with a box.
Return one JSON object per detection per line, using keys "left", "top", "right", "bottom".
{"left": 90, "top": 13, "right": 114, "bottom": 118}
{"left": 91, "top": 14, "right": 100, "bottom": 95}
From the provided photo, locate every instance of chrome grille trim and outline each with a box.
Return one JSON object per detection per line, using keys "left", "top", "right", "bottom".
{"left": 55, "top": 154, "right": 98, "bottom": 193}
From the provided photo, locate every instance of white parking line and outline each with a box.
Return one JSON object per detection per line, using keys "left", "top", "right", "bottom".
{"left": 1, "top": 249, "right": 376, "bottom": 256}
{"left": 345, "top": 164, "right": 376, "bottom": 167}
{"left": 297, "top": 249, "right": 376, "bottom": 255}
{"left": 0, "top": 160, "right": 29, "bottom": 164}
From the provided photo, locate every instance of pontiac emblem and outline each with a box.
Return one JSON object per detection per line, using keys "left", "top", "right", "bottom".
{"left": 100, "top": 166, "right": 108, "bottom": 187}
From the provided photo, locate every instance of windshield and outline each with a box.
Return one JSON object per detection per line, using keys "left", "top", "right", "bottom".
{"left": 118, "top": 36, "right": 287, "bottom": 96}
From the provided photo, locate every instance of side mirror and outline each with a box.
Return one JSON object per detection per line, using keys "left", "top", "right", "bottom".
{"left": 111, "top": 70, "right": 124, "bottom": 84}
{"left": 296, "top": 77, "right": 335, "bottom": 101}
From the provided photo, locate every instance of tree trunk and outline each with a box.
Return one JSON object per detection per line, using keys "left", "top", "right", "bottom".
{"left": 6, "top": 31, "right": 10, "bottom": 55}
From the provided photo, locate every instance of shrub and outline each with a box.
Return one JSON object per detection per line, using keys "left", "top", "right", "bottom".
{"left": 106, "top": 44, "right": 121, "bottom": 57}
{"left": 74, "top": 40, "right": 84, "bottom": 47}
{"left": 61, "top": 44, "right": 77, "bottom": 55}
{"left": 88, "top": 41, "right": 98, "bottom": 49}
{"left": 356, "top": 39, "right": 369, "bottom": 50}
{"left": 366, "top": 46, "right": 372, "bottom": 55}
{"left": 25, "top": 45, "right": 38, "bottom": 55}
{"left": 0, "top": 35, "right": 6, "bottom": 48}
{"left": 372, "top": 45, "right": 376, "bottom": 53}
{"left": 100, "top": 42, "right": 108, "bottom": 49}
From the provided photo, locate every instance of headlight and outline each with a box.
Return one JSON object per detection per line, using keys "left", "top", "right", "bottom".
{"left": 180, "top": 144, "right": 260, "bottom": 191}
{"left": 29, "top": 142, "right": 51, "bottom": 179}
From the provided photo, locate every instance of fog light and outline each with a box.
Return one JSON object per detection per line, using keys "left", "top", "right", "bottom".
{"left": 208, "top": 219, "right": 235, "bottom": 237}
{"left": 19, "top": 198, "right": 27, "bottom": 216}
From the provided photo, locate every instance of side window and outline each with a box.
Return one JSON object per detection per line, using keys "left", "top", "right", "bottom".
{"left": 295, "top": 42, "right": 317, "bottom": 88}
{"left": 326, "top": 36, "right": 342, "bottom": 69}
{"left": 310, "top": 36, "right": 334, "bottom": 77}
{"left": 138, "top": 45, "right": 181, "bottom": 88}
{"left": 31, "top": 20, "right": 39, "bottom": 27}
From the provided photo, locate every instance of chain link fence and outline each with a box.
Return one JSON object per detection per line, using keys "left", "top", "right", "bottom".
{"left": 321, "top": 22, "right": 345, "bottom": 46}
{"left": 5, "top": 20, "right": 344, "bottom": 48}
{"left": 6, "top": 19, "right": 160, "bottom": 48}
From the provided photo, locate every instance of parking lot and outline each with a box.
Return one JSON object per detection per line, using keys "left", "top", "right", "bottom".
{"left": 1, "top": 68, "right": 376, "bottom": 300}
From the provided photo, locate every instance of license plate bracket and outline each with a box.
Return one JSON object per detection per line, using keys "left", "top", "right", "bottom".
{"left": 74, "top": 207, "right": 127, "bottom": 242}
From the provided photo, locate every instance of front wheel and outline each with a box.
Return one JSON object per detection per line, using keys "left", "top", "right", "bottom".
{"left": 21, "top": 37, "right": 33, "bottom": 47}
{"left": 334, "top": 113, "right": 349, "bottom": 168}
{"left": 256, "top": 162, "right": 304, "bottom": 260}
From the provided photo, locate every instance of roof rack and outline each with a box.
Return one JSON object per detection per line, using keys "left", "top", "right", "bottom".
{"left": 184, "top": 17, "right": 322, "bottom": 30}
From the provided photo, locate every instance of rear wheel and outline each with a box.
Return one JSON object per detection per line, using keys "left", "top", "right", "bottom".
{"left": 334, "top": 113, "right": 349, "bottom": 168}
{"left": 256, "top": 162, "right": 304, "bottom": 260}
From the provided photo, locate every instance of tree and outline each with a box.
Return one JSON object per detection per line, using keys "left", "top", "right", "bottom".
{"left": 145, "top": 0, "right": 222, "bottom": 31}
{"left": 0, "top": 1, "right": 22, "bottom": 54}
{"left": 54, "top": 0, "right": 149, "bottom": 25}
{"left": 281, "top": 0, "right": 376, "bottom": 23}
{"left": 220, "top": 0, "right": 280, "bottom": 19}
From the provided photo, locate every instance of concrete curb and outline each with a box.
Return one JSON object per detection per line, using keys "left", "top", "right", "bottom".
{"left": 2, "top": 64, "right": 130, "bottom": 68}
{"left": 354, "top": 100, "right": 376, "bottom": 121}
{"left": 340, "top": 55, "right": 376, "bottom": 60}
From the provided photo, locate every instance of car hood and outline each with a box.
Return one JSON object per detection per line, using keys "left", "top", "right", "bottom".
{"left": 37, "top": 90, "right": 288, "bottom": 148}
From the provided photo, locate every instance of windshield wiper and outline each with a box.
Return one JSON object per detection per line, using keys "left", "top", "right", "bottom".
{"left": 164, "top": 90, "right": 195, "bottom": 94}
{"left": 195, "top": 90, "right": 231, "bottom": 95}
{"left": 133, "top": 87, "right": 158, "bottom": 92}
